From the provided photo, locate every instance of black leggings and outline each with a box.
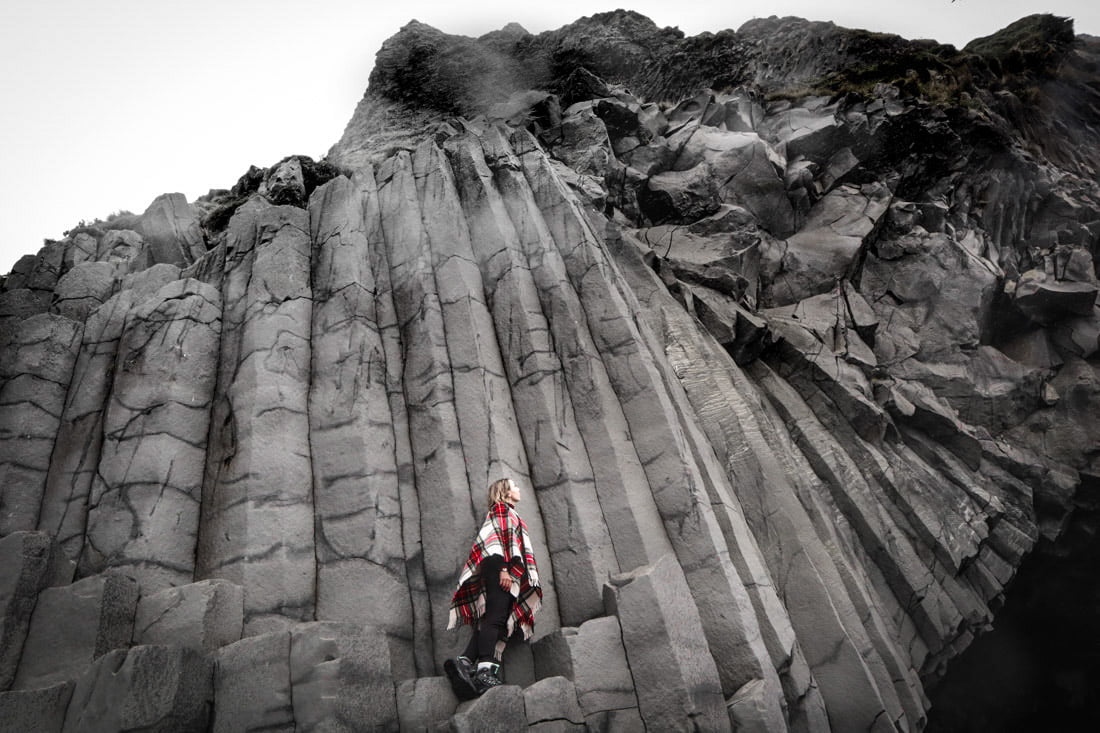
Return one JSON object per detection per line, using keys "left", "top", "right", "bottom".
{"left": 461, "top": 555, "right": 514, "bottom": 663}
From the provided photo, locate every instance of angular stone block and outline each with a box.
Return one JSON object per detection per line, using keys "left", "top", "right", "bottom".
{"left": 603, "top": 555, "right": 730, "bottom": 732}
{"left": 449, "top": 684, "right": 526, "bottom": 732}
{"left": 61, "top": 645, "right": 212, "bottom": 733}
{"left": 214, "top": 623, "right": 399, "bottom": 732}
{"left": 524, "top": 676, "right": 584, "bottom": 726}
{"left": 532, "top": 616, "right": 637, "bottom": 717}
{"left": 212, "top": 631, "right": 292, "bottom": 733}
{"left": 97, "top": 230, "right": 150, "bottom": 274}
{"left": 397, "top": 676, "right": 458, "bottom": 731}
{"left": 13, "top": 573, "right": 138, "bottom": 690}
{"left": 52, "top": 262, "right": 117, "bottom": 321}
{"left": 0, "top": 681, "right": 73, "bottom": 733}
{"left": 132, "top": 579, "right": 243, "bottom": 653}
{"left": 290, "top": 622, "right": 398, "bottom": 732}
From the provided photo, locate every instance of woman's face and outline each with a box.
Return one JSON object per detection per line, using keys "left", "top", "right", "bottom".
{"left": 505, "top": 481, "right": 522, "bottom": 505}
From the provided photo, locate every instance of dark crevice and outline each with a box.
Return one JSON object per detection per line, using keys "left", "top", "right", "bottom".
{"left": 926, "top": 473, "right": 1100, "bottom": 732}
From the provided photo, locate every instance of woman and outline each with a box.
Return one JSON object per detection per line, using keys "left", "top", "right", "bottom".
{"left": 445, "top": 477, "right": 543, "bottom": 698}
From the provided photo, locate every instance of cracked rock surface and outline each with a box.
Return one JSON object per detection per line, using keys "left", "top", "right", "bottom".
{"left": 2, "top": 9, "right": 1100, "bottom": 732}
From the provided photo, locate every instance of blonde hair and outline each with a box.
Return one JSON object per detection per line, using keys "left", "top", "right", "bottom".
{"left": 487, "top": 478, "right": 513, "bottom": 507}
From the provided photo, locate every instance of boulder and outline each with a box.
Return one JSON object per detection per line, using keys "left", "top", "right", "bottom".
{"left": 51, "top": 261, "right": 116, "bottom": 321}
{"left": 543, "top": 106, "right": 613, "bottom": 177}
{"left": 132, "top": 579, "right": 244, "bottom": 653}
{"left": 64, "top": 232, "right": 99, "bottom": 270}
{"left": 1014, "top": 268, "right": 1099, "bottom": 323}
{"left": 768, "top": 182, "right": 891, "bottom": 305}
{"left": 640, "top": 163, "right": 719, "bottom": 223}
{"left": 61, "top": 645, "right": 213, "bottom": 733}
{"left": 97, "top": 230, "right": 150, "bottom": 273}
{"left": 140, "top": 192, "right": 206, "bottom": 265}
{"left": 666, "top": 125, "right": 793, "bottom": 236}
{"left": 262, "top": 157, "right": 307, "bottom": 206}
{"left": 757, "top": 97, "right": 845, "bottom": 164}
{"left": 13, "top": 573, "right": 139, "bottom": 690}
{"left": 603, "top": 555, "right": 731, "bottom": 733}
{"left": 118, "top": 262, "right": 183, "bottom": 302}
{"left": 860, "top": 230, "right": 1001, "bottom": 361}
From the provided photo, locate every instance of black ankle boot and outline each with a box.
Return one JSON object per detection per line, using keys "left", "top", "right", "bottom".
{"left": 471, "top": 662, "right": 503, "bottom": 695}
{"left": 444, "top": 656, "right": 477, "bottom": 700}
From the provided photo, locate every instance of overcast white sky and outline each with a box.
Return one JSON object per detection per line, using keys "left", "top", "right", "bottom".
{"left": 2, "top": 0, "right": 1097, "bottom": 275}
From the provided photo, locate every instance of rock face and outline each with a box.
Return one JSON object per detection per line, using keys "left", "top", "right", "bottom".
{"left": 2, "top": 9, "right": 1100, "bottom": 732}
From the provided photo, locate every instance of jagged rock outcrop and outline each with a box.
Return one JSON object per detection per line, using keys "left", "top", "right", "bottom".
{"left": 2, "top": 10, "right": 1100, "bottom": 732}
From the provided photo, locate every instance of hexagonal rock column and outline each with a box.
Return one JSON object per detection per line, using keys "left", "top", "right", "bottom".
{"left": 12, "top": 573, "right": 139, "bottom": 690}
{"left": 307, "top": 174, "right": 413, "bottom": 676}
{"left": 445, "top": 133, "right": 615, "bottom": 626}
{"left": 38, "top": 292, "right": 138, "bottom": 564}
{"left": 0, "top": 313, "right": 83, "bottom": 535}
{"left": 0, "top": 531, "right": 70, "bottom": 690}
{"left": 197, "top": 199, "right": 316, "bottom": 635}
{"left": 213, "top": 622, "right": 398, "bottom": 732}
{"left": 81, "top": 279, "right": 222, "bottom": 593}
{"left": 603, "top": 555, "right": 731, "bottom": 733}
{"left": 61, "top": 645, "right": 213, "bottom": 733}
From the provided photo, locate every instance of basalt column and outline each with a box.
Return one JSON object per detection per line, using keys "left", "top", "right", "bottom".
{"left": 445, "top": 133, "right": 617, "bottom": 627}
{"left": 307, "top": 172, "right": 415, "bottom": 676}
{"left": 80, "top": 279, "right": 222, "bottom": 592}
{"left": 196, "top": 199, "right": 316, "bottom": 634}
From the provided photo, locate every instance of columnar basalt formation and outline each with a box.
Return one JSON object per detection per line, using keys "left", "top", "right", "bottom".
{"left": 2, "top": 11, "right": 1099, "bottom": 731}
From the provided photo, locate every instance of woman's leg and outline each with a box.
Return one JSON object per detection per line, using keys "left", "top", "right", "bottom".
{"left": 474, "top": 555, "right": 513, "bottom": 663}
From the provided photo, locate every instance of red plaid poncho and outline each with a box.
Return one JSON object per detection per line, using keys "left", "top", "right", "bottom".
{"left": 447, "top": 501, "right": 543, "bottom": 640}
